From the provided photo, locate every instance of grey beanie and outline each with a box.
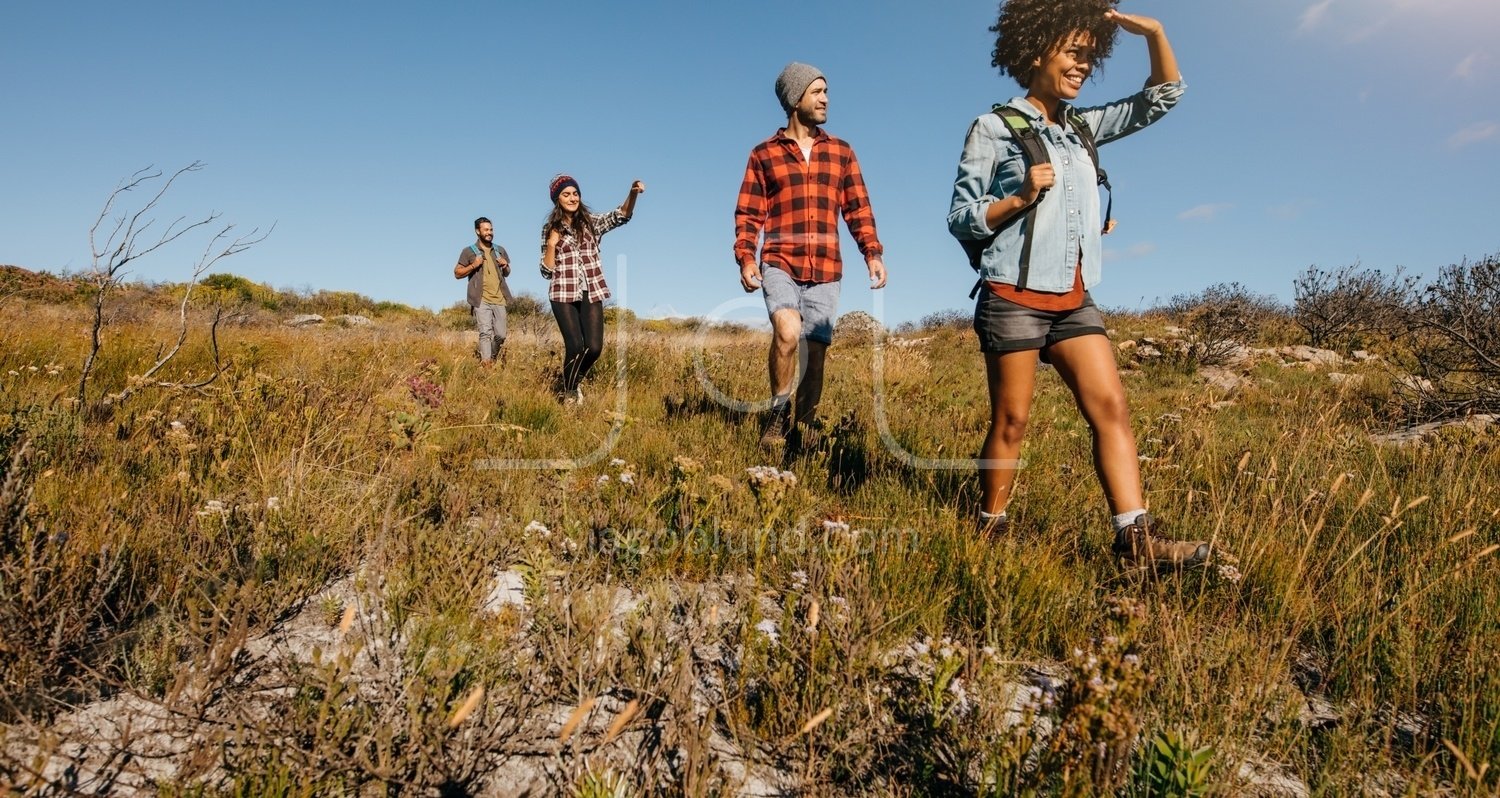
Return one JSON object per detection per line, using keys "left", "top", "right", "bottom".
{"left": 775, "top": 62, "right": 825, "bottom": 114}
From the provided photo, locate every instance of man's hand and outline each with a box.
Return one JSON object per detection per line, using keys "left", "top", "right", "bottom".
{"left": 739, "top": 261, "right": 762, "bottom": 293}
{"left": 630, "top": 180, "right": 646, "bottom": 195}
{"left": 867, "top": 256, "right": 887, "bottom": 289}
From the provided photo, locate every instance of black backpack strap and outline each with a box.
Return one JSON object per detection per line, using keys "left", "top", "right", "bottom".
{"left": 1068, "top": 111, "right": 1112, "bottom": 233}
{"left": 992, "top": 107, "right": 1050, "bottom": 291}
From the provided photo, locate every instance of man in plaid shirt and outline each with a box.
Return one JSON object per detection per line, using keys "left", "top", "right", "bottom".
{"left": 735, "top": 61, "right": 887, "bottom": 451}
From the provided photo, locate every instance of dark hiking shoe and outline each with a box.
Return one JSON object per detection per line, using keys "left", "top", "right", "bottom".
{"left": 1112, "top": 513, "right": 1211, "bottom": 569}
{"left": 759, "top": 403, "right": 791, "bottom": 450}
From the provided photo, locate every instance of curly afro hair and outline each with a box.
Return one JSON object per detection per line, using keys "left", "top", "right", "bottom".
{"left": 991, "top": 0, "right": 1121, "bottom": 89}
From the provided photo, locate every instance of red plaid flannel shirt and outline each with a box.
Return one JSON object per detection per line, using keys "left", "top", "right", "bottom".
{"left": 734, "top": 127, "right": 883, "bottom": 284}
{"left": 542, "top": 209, "right": 629, "bottom": 303}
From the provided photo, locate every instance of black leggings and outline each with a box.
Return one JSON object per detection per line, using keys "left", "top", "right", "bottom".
{"left": 551, "top": 294, "right": 603, "bottom": 392}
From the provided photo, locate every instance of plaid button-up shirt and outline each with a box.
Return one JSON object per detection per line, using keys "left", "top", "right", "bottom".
{"left": 734, "top": 127, "right": 883, "bottom": 284}
{"left": 542, "top": 209, "right": 629, "bottom": 303}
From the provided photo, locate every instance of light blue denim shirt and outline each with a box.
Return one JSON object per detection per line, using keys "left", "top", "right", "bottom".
{"left": 947, "top": 80, "right": 1185, "bottom": 292}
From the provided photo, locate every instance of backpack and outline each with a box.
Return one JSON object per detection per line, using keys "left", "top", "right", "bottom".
{"left": 961, "top": 105, "right": 1112, "bottom": 298}
{"left": 469, "top": 244, "right": 515, "bottom": 301}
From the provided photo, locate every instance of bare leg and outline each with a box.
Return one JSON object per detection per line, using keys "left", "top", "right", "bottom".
{"left": 1045, "top": 334, "right": 1144, "bottom": 515}
{"left": 768, "top": 308, "right": 803, "bottom": 400}
{"left": 980, "top": 350, "right": 1041, "bottom": 515}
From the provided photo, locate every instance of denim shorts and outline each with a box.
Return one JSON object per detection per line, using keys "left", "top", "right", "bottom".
{"left": 974, "top": 289, "right": 1107, "bottom": 354}
{"left": 762, "top": 264, "right": 842, "bottom": 344}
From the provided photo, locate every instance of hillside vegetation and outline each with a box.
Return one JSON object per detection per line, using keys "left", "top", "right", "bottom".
{"left": 1, "top": 259, "right": 1497, "bottom": 796}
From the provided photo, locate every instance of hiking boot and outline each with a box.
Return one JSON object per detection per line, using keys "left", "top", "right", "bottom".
{"left": 759, "top": 403, "right": 791, "bottom": 450}
{"left": 975, "top": 513, "right": 1010, "bottom": 538}
{"left": 1112, "top": 513, "right": 1211, "bottom": 569}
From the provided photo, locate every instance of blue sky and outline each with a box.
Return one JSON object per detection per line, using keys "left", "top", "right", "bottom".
{"left": 3, "top": 0, "right": 1497, "bottom": 327}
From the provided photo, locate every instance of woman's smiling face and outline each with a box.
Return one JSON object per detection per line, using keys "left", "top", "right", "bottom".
{"left": 1031, "top": 30, "right": 1097, "bottom": 102}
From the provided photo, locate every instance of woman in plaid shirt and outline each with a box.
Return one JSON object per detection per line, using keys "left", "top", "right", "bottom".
{"left": 540, "top": 174, "right": 645, "bottom": 404}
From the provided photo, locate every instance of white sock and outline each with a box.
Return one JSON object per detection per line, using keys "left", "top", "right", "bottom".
{"left": 1113, "top": 509, "right": 1147, "bottom": 532}
{"left": 979, "top": 510, "right": 1007, "bottom": 523}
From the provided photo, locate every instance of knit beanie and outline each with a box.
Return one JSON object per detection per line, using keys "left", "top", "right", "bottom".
{"left": 549, "top": 174, "right": 580, "bottom": 203}
{"left": 775, "top": 62, "right": 825, "bottom": 115}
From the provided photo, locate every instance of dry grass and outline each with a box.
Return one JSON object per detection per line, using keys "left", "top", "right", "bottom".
{"left": 0, "top": 292, "right": 1496, "bottom": 796}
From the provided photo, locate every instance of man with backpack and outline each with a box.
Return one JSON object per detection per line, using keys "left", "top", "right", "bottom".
{"left": 454, "top": 216, "right": 513, "bottom": 366}
{"left": 734, "top": 61, "right": 887, "bottom": 452}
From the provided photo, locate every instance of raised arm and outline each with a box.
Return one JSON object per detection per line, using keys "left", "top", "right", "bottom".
{"left": 1106, "top": 10, "right": 1180, "bottom": 86}
{"left": 618, "top": 180, "right": 645, "bottom": 219}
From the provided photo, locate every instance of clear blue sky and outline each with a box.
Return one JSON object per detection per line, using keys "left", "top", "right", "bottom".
{"left": 3, "top": 0, "right": 1497, "bottom": 327}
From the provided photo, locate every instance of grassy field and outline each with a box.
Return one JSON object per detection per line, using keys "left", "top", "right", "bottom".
{"left": 1, "top": 280, "right": 1496, "bottom": 796}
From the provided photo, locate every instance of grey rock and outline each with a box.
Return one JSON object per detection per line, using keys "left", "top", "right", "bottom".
{"left": 1200, "top": 366, "right": 1246, "bottom": 394}
{"left": 283, "top": 313, "right": 325, "bottom": 328}
{"left": 1278, "top": 345, "right": 1346, "bottom": 367}
{"left": 1236, "top": 757, "right": 1311, "bottom": 798}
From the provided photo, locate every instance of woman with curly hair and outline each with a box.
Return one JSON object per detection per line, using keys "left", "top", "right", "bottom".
{"left": 540, "top": 174, "right": 644, "bottom": 405}
{"left": 947, "top": 0, "right": 1209, "bottom": 567}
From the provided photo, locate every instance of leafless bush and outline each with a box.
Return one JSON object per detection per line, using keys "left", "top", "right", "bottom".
{"left": 1163, "top": 283, "right": 1286, "bottom": 367}
{"left": 1292, "top": 262, "right": 1416, "bottom": 350}
{"left": 77, "top": 163, "right": 268, "bottom": 411}
{"left": 896, "top": 307, "right": 970, "bottom": 335}
{"left": 1396, "top": 254, "right": 1500, "bottom": 419}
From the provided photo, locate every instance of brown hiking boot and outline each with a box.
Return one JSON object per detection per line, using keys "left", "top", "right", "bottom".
{"left": 1112, "top": 513, "right": 1211, "bottom": 569}
{"left": 975, "top": 513, "right": 1010, "bottom": 539}
{"left": 759, "top": 403, "right": 791, "bottom": 450}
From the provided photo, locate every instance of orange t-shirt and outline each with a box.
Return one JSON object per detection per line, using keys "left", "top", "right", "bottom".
{"left": 987, "top": 264, "right": 1085, "bottom": 311}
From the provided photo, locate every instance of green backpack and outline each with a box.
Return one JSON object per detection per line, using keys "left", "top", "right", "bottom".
{"left": 961, "top": 105, "right": 1112, "bottom": 298}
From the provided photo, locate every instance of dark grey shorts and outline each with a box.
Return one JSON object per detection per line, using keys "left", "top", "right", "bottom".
{"left": 974, "top": 289, "right": 1107, "bottom": 354}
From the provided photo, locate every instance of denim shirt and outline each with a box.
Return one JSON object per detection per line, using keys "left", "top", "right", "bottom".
{"left": 947, "top": 80, "right": 1185, "bottom": 292}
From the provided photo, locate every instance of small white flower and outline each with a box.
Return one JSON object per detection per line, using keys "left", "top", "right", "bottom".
{"left": 26, "top": 366, "right": 38, "bottom": 373}
{"left": 265, "top": 496, "right": 281, "bottom": 511}
{"left": 524, "top": 520, "right": 551, "bottom": 538}
{"left": 196, "top": 500, "right": 228, "bottom": 517}
{"left": 1215, "top": 563, "right": 1244, "bottom": 583}
{"left": 822, "top": 519, "right": 850, "bottom": 534}
{"left": 609, "top": 458, "right": 626, "bottom": 467}
{"left": 597, "top": 474, "right": 611, "bottom": 485}
{"left": 619, "top": 472, "right": 635, "bottom": 486}
{"left": 790, "top": 569, "right": 808, "bottom": 589}
{"left": 754, "top": 618, "right": 780, "bottom": 643}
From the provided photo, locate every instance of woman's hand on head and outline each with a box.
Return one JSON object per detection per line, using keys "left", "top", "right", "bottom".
{"left": 1106, "top": 10, "right": 1163, "bottom": 36}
